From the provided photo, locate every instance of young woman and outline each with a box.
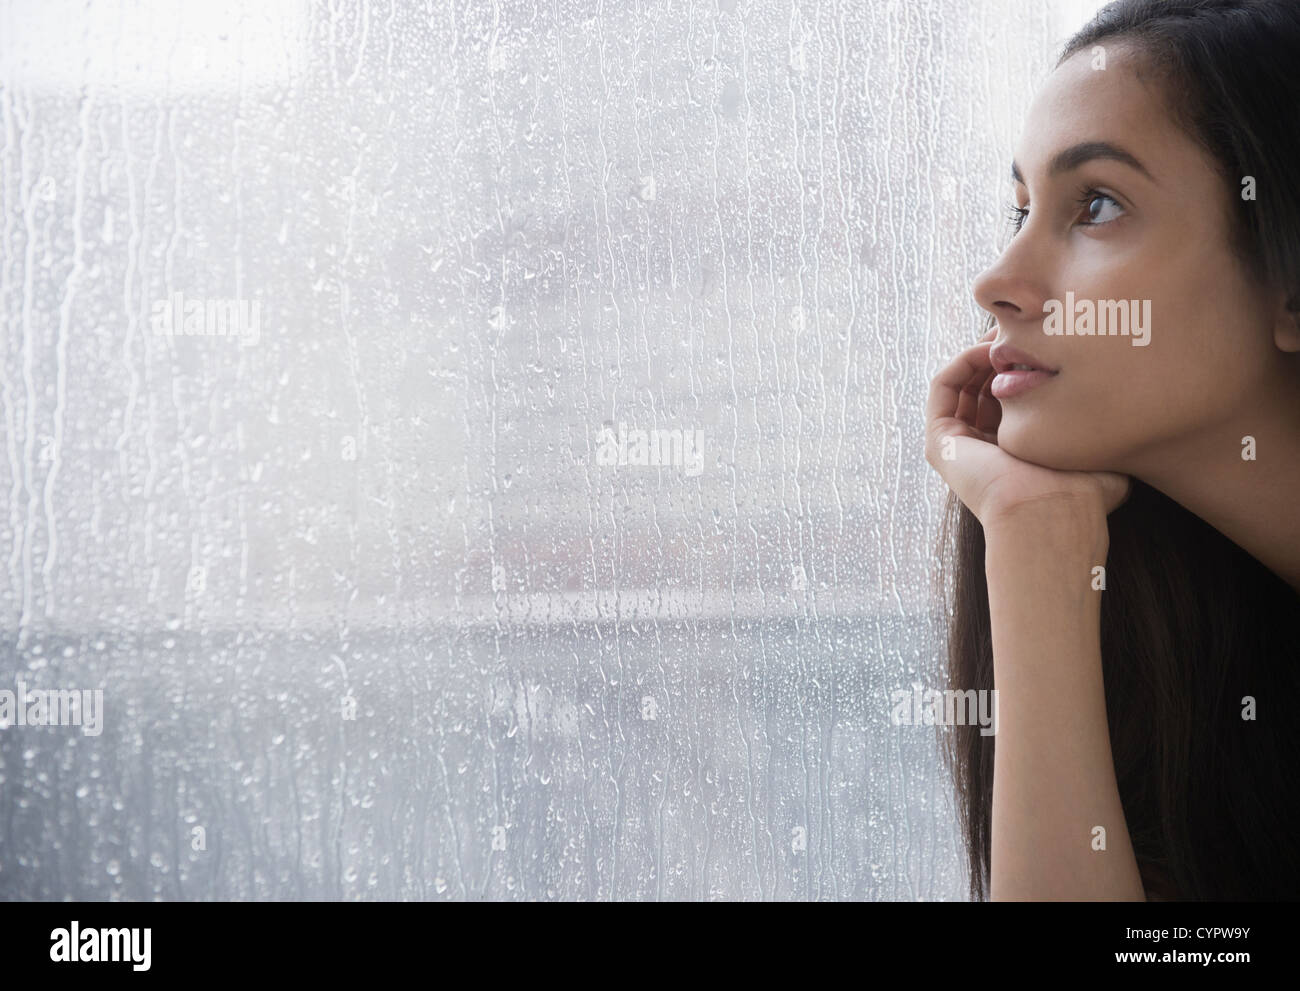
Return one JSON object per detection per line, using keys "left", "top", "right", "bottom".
{"left": 926, "top": 0, "right": 1300, "bottom": 900}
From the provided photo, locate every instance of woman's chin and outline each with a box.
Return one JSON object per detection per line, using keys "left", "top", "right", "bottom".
{"left": 995, "top": 419, "right": 1109, "bottom": 474}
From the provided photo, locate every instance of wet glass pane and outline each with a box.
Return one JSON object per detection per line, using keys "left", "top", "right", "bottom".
{"left": 0, "top": 0, "right": 1104, "bottom": 900}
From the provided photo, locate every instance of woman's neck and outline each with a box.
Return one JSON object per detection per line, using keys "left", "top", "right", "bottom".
{"left": 1134, "top": 386, "right": 1300, "bottom": 595}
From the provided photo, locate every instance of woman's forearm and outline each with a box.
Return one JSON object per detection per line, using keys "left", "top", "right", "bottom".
{"left": 983, "top": 498, "right": 1146, "bottom": 901}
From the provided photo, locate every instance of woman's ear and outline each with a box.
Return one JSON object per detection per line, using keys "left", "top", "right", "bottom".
{"left": 1274, "top": 295, "right": 1300, "bottom": 353}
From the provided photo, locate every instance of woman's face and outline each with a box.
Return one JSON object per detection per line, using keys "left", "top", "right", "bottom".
{"left": 973, "top": 44, "right": 1286, "bottom": 474}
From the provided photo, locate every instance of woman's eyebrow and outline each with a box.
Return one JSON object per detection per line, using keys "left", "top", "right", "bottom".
{"left": 1011, "top": 141, "right": 1156, "bottom": 185}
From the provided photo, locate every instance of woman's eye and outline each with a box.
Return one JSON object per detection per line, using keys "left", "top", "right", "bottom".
{"left": 1079, "top": 192, "right": 1123, "bottom": 225}
{"left": 1003, "top": 189, "right": 1123, "bottom": 237}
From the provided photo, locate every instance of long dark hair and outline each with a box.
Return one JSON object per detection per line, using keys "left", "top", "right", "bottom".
{"left": 940, "top": 0, "right": 1300, "bottom": 901}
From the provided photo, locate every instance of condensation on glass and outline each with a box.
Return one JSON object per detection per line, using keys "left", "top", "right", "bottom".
{"left": 0, "top": 0, "right": 1103, "bottom": 900}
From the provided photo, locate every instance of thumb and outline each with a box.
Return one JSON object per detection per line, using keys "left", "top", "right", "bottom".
{"left": 1094, "top": 471, "right": 1132, "bottom": 515}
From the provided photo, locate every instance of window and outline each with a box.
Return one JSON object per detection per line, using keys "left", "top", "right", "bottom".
{"left": 0, "top": 0, "right": 1104, "bottom": 900}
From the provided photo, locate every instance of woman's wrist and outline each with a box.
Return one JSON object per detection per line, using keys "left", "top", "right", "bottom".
{"left": 982, "top": 496, "right": 1111, "bottom": 609}
{"left": 982, "top": 494, "right": 1111, "bottom": 560}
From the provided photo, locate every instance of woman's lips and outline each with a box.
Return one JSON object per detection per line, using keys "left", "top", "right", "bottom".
{"left": 988, "top": 342, "right": 1059, "bottom": 400}
{"left": 990, "top": 368, "right": 1057, "bottom": 399}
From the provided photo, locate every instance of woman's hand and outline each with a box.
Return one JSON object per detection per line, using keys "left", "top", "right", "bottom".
{"left": 924, "top": 328, "right": 1131, "bottom": 532}
{"left": 931, "top": 330, "right": 1148, "bottom": 901}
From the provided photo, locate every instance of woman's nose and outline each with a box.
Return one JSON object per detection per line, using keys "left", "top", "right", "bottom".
{"left": 972, "top": 242, "right": 1047, "bottom": 324}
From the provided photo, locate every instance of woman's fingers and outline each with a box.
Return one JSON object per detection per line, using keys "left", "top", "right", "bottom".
{"left": 925, "top": 341, "right": 997, "bottom": 467}
{"left": 924, "top": 341, "right": 994, "bottom": 426}
{"left": 975, "top": 367, "right": 1002, "bottom": 437}
{"left": 954, "top": 365, "right": 987, "bottom": 425}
